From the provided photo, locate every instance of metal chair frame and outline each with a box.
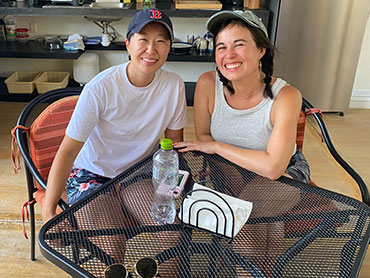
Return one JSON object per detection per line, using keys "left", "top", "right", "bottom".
{"left": 302, "top": 98, "right": 369, "bottom": 205}
{"left": 14, "top": 90, "right": 369, "bottom": 262}
{"left": 15, "top": 87, "right": 82, "bottom": 260}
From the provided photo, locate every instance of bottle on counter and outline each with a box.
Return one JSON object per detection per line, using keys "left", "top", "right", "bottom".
{"left": 4, "top": 15, "right": 16, "bottom": 42}
{"left": 151, "top": 138, "right": 179, "bottom": 225}
{"left": 0, "top": 19, "right": 6, "bottom": 42}
{"left": 16, "top": 28, "right": 29, "bottom": 42}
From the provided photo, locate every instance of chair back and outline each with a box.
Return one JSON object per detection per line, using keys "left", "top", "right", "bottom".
{"left": 13, "top": 87, "right": 81, "bottom": 202}
{"left": 10, "top": 88, "right": 82, "bottom": 259}
{"left": 29, "top": 95, "right": 79, "bottom": 190}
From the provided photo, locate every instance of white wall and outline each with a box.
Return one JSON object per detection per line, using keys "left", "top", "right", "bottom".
{"left": 350, "top": 13, "right": 370, "bottom": 108}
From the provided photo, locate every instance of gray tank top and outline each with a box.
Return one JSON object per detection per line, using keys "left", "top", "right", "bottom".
{"left": 211, "top": 74, "right": 287, "bottom": 151}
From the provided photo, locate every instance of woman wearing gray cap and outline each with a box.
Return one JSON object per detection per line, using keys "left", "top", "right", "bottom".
{"left": 175, "top": 10, "right": 308, "bottom": 276}
{"left": 176, "top": 10, "right": 309, "bottom": 184}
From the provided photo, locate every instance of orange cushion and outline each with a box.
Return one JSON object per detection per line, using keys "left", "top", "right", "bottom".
{"left": 296, "top": 111, "right": 306, "bottom": 152}
{"left": 29, "top": 96, "right": 79, "bottom": 191}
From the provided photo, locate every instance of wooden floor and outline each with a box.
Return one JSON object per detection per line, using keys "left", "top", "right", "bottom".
{"left": 1, "top": 102, "right": 369, "bottom": 277}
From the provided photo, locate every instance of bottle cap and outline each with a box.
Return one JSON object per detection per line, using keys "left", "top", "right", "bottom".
{"left": 160, "top": 138, "right": 173, "bottom": 150}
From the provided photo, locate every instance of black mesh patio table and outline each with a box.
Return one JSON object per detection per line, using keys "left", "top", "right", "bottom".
{"left": 39, "top": 151, "right": 370, "bottom": 278}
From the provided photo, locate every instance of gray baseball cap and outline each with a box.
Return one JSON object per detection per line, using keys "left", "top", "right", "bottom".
{"left": 206, "top": 10, "right": 268, "bottom": 38}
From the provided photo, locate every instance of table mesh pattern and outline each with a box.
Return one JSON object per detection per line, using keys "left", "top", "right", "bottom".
{"left": 40, "top": 151, "right": 370, "bottom": 278}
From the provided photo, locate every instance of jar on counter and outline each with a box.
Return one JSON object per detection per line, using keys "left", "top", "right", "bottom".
{"left": 16, "top": 28, "right": 29, "bottom": 42}
{"left": 4, "top": 15, "right": 16, "bottom": 42}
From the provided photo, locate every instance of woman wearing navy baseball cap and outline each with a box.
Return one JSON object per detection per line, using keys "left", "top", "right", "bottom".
{"left": 43, "top": 8, "right": 187, "bottom": 265}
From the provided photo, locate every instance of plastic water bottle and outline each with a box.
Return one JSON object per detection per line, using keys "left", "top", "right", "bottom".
{"left": 151, "top": 138, "right": 178, "bottom": 224}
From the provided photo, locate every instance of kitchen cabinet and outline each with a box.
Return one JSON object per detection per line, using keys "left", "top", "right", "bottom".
{"left": 0, "top": 2, "right": 270, "bottom": 61}
{"left": 0, "top": 1, "right": 274, "bottom": 102}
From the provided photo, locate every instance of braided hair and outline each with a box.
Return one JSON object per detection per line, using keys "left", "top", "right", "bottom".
{"left": 213, "top": 19, "right": 275, "bottom": 99}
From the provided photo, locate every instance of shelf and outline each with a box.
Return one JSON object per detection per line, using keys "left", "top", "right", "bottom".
{"left": 0, "top": 2, "right": 269, "bottom": 23}
{"left": 0, "top": 77, "right": 81, "bottom": 101}
{"left": 0, "top": 1, "right": 269, "bottom": 60}
{"left": 86, "top": 42, "right": 214, "bottom": 62}
{"left": 0, "top": 40, "right": 83, "bottom": 59}
{"left": 0, "top": 76, "right": 196, "bottom": 105}
{"left": 0, "top": 2, "right": 220, "bottom": 17}
{"left": 0, "top": 40, "right": 215, "bottom": 62}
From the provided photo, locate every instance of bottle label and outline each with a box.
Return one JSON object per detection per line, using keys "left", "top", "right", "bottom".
{"left": 6, "top": 25, "right": 16, "bottom": 36}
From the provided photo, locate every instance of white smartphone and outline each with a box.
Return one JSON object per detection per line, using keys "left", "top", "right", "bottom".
{"left": 173, "top": 170, "right": 189, "bottom": 198}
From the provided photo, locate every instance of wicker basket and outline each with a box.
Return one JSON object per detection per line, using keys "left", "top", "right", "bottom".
{"left": 4, "top": 71, "right": 41, "bottom": 94}
{"left": 34, "top": 72, "right": 70, "bottom": 94}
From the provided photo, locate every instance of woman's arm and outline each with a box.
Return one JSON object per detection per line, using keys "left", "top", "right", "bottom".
{"left": 193, "top": 71, "right": 216, "bottom": 142}
{"left": 42, "top": 135, "right": 84, "bottom": 223}
{"left": 177, "top": 85, "right": 302, "bottom": 180}
{"left": 165, "top": 128, "right": 183, "bottom": 143}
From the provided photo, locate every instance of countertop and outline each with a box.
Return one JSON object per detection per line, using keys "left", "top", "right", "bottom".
{"left": 0, "top": 39, "right": 215, "bottom": 61}
{"left": 0, "top": 39, "right": 82, "bottom": 59}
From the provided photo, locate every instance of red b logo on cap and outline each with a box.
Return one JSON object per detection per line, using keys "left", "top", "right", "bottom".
{"left": 150, "top": 9, "right": 162, "bottom": 19}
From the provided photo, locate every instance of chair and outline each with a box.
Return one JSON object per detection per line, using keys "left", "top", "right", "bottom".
{"left": 297, "top": 98, "right": 369, "bottom": 205}
{"left": 282, "top": 98, "right": 370, "bottom": 236}
{"left": 11, "top": 90, "right": 369, "bottom": 262}
{"left": 11, "top": 87, "right": 82, "bottom": 261}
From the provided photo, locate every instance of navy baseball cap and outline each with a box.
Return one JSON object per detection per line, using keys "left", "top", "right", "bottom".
{"left": 126, "top": 8, "right": 174, "bottom": 41}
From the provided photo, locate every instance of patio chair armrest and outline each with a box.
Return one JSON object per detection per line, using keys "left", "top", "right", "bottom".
{"left": 302, "top": 98, "right": 369, "bottom": 206}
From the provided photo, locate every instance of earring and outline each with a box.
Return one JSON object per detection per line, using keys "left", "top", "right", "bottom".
{"left": 259, "top": 60, "right": 262, "bottom": 71}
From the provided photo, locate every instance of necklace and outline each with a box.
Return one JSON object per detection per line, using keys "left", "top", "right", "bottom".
{"left": 243, "top": 82, "right": 265, "bottom": 100}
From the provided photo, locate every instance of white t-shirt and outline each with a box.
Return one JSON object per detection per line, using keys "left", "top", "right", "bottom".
{"left": 66, "top": 62, "right": 188, "bottom": 178}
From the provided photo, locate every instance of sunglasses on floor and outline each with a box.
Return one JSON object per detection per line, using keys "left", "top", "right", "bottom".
{"left": 104, "top": 257, "right": 158, "bottom": 278}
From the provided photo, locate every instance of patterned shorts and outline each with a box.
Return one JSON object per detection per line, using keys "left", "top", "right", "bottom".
{"left": 286, "top": 149, "right": 310, "bottom": 183}
{"left": 66, "top": 167, "right": 110, "bottom": 205}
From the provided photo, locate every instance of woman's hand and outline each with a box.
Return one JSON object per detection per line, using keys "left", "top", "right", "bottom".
{"left": 174, "top": 141, "right": 217, "bottom": 154}
{"left": 42, "top": 207, "right": 57, "bottom": 224}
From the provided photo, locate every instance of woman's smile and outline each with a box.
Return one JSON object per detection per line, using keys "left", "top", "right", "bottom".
{"left": 142, "top": 57, "right": 158, "bottom": 64}
{"left": 225, "top": 62, "right": 242, "bottom": 70}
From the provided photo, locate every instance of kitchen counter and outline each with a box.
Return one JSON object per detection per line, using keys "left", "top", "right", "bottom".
{"left": 0, "top": 1, "right": 270, "bottom": 102}
{"left": 0, "top": 40, "right": 83, "bottom": 59}
{"left": 0, "top": 2, "right": 269, "bottom": 60}
{"left": 0, "top": 40, "right": 215, "bottom": 61}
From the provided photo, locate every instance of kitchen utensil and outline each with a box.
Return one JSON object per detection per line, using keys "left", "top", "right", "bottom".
{"left": 171, "top": 42, "right": 193, "bottom": 55}
{"left": 43, "top": 36, "right": 63, "bottom": 50}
